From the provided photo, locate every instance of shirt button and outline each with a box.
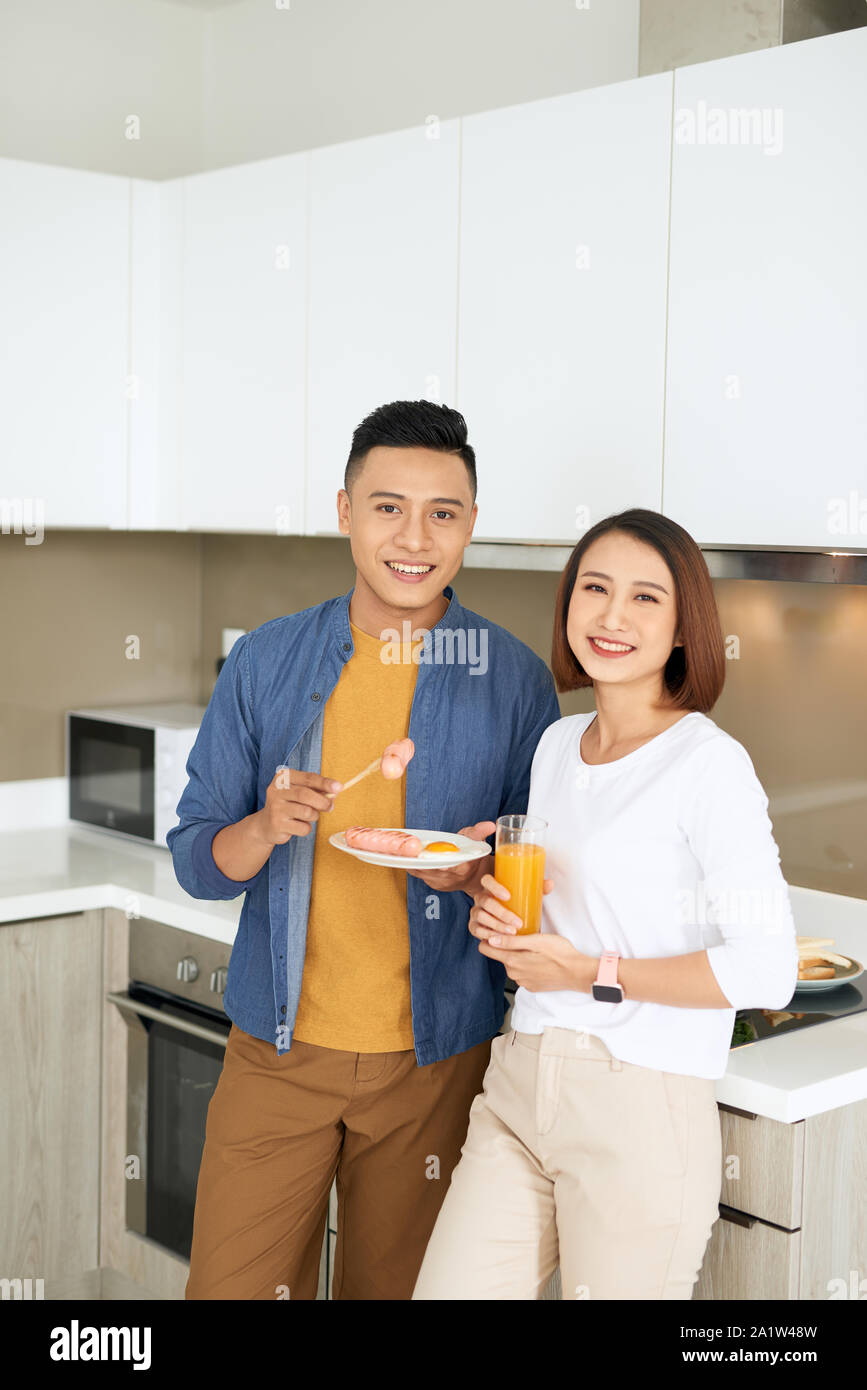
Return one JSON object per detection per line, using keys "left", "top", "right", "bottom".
{"left": 342, "top": 643, "right": 351, "bottom": 651}
{"left": 280, "top": 1005, "right": 287, "bottom": 1015}
{"left": 312, "top": 692, "right": 321, "bottom": 701}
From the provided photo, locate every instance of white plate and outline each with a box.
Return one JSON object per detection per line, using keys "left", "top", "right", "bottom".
{"left": 791, "top": 957, "right": 864, "bottom": 993}
{"left": 329, "top": 828, "right": 491, "bottom": 870}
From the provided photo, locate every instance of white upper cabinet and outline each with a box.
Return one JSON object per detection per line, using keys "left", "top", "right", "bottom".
{"left": 664, "top": 28, "right": 867, "bottom": 549}
{"left": 305, "top": 123, "right": 460, "bottom": 535}
{"left": 0, "top": 159, "right": 129, "bottom": 529}
{"left": 127, "top": 177, "right": 183, "bottom": 531}
{"left": 456, "top": 76, "right": 673, "bottom": 544}
{"left": 178, "top": 153, "right": 308, "bottom": 533}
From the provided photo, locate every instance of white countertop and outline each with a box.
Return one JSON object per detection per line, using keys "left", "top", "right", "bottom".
{"left": 1, "top": 819, "right": 866, "bottom": 1124}
{"left": 0, "top": 823, "right": 240, "bottom": 945}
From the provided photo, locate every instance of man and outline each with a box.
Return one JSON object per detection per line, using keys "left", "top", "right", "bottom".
{"left": 168, "top": 399, "right": 561, "bottom": 1300}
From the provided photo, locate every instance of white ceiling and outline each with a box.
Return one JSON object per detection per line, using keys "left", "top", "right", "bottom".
{"left": 0, "top": 0, "right": 642, "bottom": 178}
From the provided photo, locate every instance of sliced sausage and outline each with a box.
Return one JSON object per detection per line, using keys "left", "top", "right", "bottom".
{"left": 380, "top": 737, "right": 415, "bottom": 781}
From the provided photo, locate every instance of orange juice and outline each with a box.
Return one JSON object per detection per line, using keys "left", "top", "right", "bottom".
{"left": 493, "top": 843, "right": 546, "bottom": 935}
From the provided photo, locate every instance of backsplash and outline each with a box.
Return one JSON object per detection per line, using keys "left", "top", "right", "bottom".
{"left": 1, "top": 531, "right": 203, "bottom": 776}
{"left": 3, "top": 530, "right": 865, "bottom": 898}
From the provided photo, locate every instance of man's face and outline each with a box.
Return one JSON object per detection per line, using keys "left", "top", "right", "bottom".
{"left": 337, "top": 446, "right": 477, "bottom": 613}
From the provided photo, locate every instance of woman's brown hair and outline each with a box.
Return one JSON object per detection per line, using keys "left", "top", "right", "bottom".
{"left": 551, "top": 508, "right": 726, "bottom": 712}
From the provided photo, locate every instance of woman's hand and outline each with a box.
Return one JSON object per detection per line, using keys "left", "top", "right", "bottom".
{"left": 467, "top": 870, "right": 553, "bottom": 942}
{"left": 480, "top": 933, "right": 596, "bottom": 993}
{"left": 469, "top": 872, "right": 597, "bottom": 993}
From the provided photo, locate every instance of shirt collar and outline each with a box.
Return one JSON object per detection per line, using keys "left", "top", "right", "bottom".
{"left": 332, "top": 582, "right": 463, "bottom": 659}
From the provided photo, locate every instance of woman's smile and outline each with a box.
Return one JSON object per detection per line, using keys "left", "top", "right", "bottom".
{"left": 587, "top": 635, "right": 636, "bottom": 658}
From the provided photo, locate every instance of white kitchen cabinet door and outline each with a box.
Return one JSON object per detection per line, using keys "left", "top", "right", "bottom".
{"left": 457, "top": 76, "right": 673, "bottom": 544}
{"left": 127, "top": 178, "right": 184, "bottom": 531}
{"left": 0, "top": 158, "right": 129, "bottom": 530}
{"left": 179, "top": 153, "right": 308, "bottom": 534}
{"left": 664, "top": 28, "right": 867, "bottom": 549}
{"left": 305, "top": 123, "right": 460, "bottom": 535}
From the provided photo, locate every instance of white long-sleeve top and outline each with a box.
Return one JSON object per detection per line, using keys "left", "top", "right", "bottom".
{"left": 510, "top": 710, "right": 800, "bottom": 1079}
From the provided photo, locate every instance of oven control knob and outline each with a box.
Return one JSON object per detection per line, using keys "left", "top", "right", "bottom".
{"left": 210, "top": 967, "right": 228, "bottom": 995}
{"left": 177, "top": 956, "right": 199, "bottom": 983}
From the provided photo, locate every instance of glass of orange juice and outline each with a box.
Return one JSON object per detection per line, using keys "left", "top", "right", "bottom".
{"left": 494, "top": 814, "right": 547, "bottom": 935}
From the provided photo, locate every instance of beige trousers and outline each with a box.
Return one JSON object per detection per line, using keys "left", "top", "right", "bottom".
{"left": 412, "top": 1027, "right": 722, "bottom": 1300}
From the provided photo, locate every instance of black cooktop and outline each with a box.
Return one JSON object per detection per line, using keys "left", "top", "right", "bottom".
{"left": 730, "top": 974, "right": 867, "bottom": 1048}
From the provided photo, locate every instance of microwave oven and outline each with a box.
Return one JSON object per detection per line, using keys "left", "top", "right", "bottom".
{"left": 67, "top": 703, "right": 207, "bottom": 847}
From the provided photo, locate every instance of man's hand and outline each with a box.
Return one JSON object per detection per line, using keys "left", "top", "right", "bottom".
{"left": 251, "top": 767, "right": 343, "bottom": 847}
{"left": 406, "top": 821, "right": 496, "bottom": 894}
{"left": 211, "top": 767, "right": 342, "bottom": 882}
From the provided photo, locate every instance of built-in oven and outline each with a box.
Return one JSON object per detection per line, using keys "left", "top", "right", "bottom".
{"left": 107, "top": 918, "right": 232, "bottom": 1261}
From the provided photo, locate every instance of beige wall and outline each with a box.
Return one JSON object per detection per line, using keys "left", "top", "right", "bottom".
{"left": 639, "top": 0, "right": 782, "bottom": 73}
{"left": 1, "top": 532, "right": 202, "bottom": 777}
{"left": 3, "top": 529, "right": 865, "bottom": 898}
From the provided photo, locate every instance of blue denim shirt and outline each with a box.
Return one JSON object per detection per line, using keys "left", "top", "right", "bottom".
{"left": 166, "top": 584, "right": 561, "bottom": 1064}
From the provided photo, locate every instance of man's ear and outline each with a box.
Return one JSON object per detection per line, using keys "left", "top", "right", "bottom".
{"left": 464, "top": 502, "right": 479, "bottom": 546}
{"left": 337, "top": 488, "right": 351, "bottom": 534}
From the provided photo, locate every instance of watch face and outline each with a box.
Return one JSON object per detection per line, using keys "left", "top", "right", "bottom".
{"left": 592, "top": 984, "right": 623, "bottom": 1003}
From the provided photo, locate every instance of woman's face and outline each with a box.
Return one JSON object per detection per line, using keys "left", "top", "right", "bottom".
{"left": 566, "top": 531, "right": 682, "bottom": 693}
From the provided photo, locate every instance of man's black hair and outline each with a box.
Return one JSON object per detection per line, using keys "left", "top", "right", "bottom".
{"left": 344, "top": 399, "right": 477, "bottom": 500}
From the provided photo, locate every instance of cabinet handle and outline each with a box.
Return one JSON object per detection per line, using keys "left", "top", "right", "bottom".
{"left": 717, "top": 1102, "right": 757, "bottom": 1120}
{"left": 718, "top": 1203, "right": 756, "bottom": 1229}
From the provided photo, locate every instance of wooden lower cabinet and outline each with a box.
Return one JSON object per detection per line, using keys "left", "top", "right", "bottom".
{"left": 717, "top": 1106, "right": 804, "bottom": 1229}
{"left": 0, "top": 910, "right": 103, "bottom": 1287}
{"left": 694, "top": 1206, "right": 801, "bottom": 1300}
{"left": 694, "top": 1099, "right": 867, "bottom": 1301}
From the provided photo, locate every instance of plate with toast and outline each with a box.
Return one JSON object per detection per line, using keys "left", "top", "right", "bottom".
{"left": 793, "top": 936, "right": 863, "bottom": 993}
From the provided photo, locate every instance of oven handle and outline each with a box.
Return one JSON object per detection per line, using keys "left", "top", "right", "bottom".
{"left": 106, "top": 990, "right": 229, "bottom": 1049}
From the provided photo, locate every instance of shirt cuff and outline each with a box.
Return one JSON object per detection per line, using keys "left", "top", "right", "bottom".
{"left": 704, "top": 939, "right": 799, "bottom": 1012}
{"left": 191, "top": 821, "right": 265, "bottom": 897}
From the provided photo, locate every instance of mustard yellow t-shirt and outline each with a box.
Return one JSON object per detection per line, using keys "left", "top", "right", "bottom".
{"left": 292, "top": 620, "right": 422, "bottom": 1052}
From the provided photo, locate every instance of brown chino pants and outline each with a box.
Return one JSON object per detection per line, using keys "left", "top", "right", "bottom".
{"left": 185, "top": 1022, "right": 493, "bottom": 1300}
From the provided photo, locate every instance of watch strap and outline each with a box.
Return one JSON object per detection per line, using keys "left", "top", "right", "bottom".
{"left": 597, "top": 952, "right": 620, "bottom": 988}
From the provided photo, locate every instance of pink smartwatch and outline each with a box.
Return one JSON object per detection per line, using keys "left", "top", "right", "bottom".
{"left": 592, "top": 952, "right": 625, "bottom": 1003}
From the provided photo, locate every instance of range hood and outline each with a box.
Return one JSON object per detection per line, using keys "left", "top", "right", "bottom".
{"left": 462, "top": 543, "right": 867, "bottom": 584}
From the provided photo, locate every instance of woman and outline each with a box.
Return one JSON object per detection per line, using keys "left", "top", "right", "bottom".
{"left": 412, "top": 508, "right": 799, "bottom": 1300}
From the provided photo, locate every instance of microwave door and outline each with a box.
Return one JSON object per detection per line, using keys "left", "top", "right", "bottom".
{"left": 69, "top": 715, "right": 155, "bottom": 839}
